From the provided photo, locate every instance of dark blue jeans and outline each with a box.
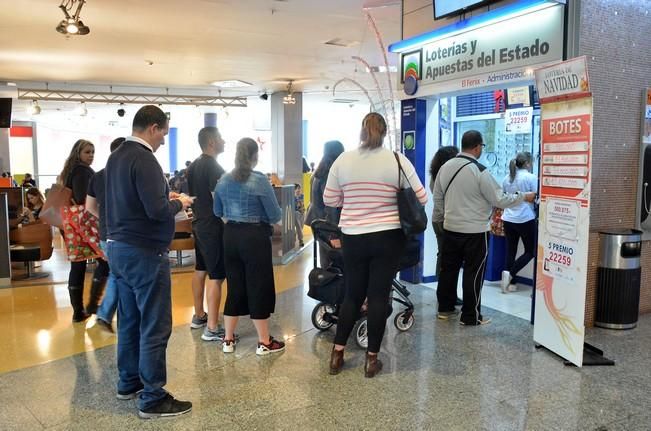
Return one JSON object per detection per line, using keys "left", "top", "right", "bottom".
{"left": 106, "top": 241, "right": 172, "bottom": 411}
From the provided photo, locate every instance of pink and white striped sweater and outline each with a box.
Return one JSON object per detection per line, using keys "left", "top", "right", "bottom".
{"left": 324, "top": 147, "right": 427, "bottom": 235}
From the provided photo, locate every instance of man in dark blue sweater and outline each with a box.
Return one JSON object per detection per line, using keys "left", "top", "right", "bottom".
{"left": 105, "top": 105, "right": 193, "bottom": 419}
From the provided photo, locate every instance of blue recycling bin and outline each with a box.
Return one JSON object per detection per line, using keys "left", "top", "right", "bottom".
{"left": 485, "top": 233, "right": 506, "bottom": 282}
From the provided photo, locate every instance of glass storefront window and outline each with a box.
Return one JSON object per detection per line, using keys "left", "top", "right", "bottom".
{"left": 456, "top": 117, "right": 536, "bottom": 183}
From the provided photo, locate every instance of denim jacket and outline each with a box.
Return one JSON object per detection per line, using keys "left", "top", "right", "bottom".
{"left": 213, "top": 171, "right": 282, "bottom": 224}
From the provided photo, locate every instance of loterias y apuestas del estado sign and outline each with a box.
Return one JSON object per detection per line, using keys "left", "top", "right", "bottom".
{"left": 404, "top": 4, "right": 563, "bottom": 87}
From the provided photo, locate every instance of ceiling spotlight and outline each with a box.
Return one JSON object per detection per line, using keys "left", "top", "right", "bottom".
{"left": 56, "top": 1, "right": 90, "bottom": 36}
{"left": 27, "top": 100, "right": 41, "bottom": 115}
{"left": 117, "top": 104, "right": 126, "bottom": 117}
{"left": 260, "top": 92, "right": 269, "bottom": 101}
{"left": 283, "top": 81, "right": 296, "bottom": 105}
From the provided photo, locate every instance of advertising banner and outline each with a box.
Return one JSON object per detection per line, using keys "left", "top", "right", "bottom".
{"left": 533, "top": 59, "right": 593, "bottom": 367}
{"left": 535, "top": 56, "right": 590, "bottom": 103}
{"left": 643, "top": 88, "right": 651, "bottom": 144}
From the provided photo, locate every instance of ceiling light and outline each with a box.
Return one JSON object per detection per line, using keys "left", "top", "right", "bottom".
{"left": 77, "top": 102, "right": 87, "bottom": 116}
{"left": 6, "top": 82, "right": 16, "bottom": 87}
{"left": 283, "top": 81, "right": 296, "bottom": 105}
{"left": 56, "top": 1, "right": 90, "bottom": 36}
{"left": 210, "top": 80, "right": 252, "bottom": 88}
{"left": 365, "top": 65, "right": 398, "bottom": 73}
{"left": 27, "top": 100, "right": 41, "bottom": 115}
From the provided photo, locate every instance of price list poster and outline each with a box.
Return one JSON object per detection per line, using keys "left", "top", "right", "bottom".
{"left": 533, "top": 56, "right": 592, "bottom": 366}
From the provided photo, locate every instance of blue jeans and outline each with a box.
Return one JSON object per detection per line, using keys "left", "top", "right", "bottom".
{"left": 96, "top": 241, "right": 118, "bottom": 324}
{"left": 106, "top": 240, "right": 172, "bottom": 411}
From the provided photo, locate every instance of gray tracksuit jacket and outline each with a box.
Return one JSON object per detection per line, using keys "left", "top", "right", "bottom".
{"left": 433, "top": 153, "right": 525, "bottom": 234}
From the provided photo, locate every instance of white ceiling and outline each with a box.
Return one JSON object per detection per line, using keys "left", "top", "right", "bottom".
{"left": 0, "top": 0, "right": 402, "bottom": 101}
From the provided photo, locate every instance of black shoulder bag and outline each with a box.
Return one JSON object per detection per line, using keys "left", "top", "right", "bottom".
{"left": 393, "top": 152, "right": 428, "bottom": 236}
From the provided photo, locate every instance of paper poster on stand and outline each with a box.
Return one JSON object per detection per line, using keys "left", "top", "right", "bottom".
{"left": 533, "top": 57, "right": 592, "bottom": 367}
{"left": 505, "top": 107, "right": 533, "bottom": 134}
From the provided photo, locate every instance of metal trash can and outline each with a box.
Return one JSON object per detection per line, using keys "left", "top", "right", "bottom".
{"left": 595, "top": 229, "right": 642, "bottom": 329}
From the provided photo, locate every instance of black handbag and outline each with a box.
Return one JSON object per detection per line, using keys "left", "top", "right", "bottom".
{"left": 308, "top": 267, "right": 344, "bottom": 305}
{"left": 393, "top": 152, "right": 428, "bottom": 236}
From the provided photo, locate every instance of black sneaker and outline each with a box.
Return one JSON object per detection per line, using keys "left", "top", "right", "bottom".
{"left": 116, "top": 384, "right": 144, "bottom": 400}
{"left": 95, "top": 318, "right": 114, "bottom": 334}
{"left": 138, "top": 393, "right": 192, "bottom": 419}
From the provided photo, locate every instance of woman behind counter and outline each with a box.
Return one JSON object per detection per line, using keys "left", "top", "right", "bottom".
{"left": 213, "top": 137, "right": 285, "bottom": 356}
{"left": 20, "top": 187, "right": 45, "bottom": 224}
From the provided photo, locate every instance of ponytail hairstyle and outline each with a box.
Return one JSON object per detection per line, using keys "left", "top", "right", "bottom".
{"left": 58, "top": 139, "right": 94, "bottom": 185}
{"left": 509, "top": 152, "right": 533, "bottom": 183}
{"left": 359, "top": 112, "right": 387, "bottom": 150}
{"left": 232, "top": 137, "right": 259, "bottom": 182}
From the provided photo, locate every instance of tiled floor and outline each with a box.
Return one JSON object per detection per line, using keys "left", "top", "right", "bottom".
{"left": 1, "top": 244, "right": 650, "bottom": 430}
{"left": 424, "top": 277, "right": 535, "bottom": 321}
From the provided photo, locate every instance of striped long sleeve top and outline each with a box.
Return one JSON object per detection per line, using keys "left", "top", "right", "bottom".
{"left": 323, "top": 147, "right": 427, "bottom": 235}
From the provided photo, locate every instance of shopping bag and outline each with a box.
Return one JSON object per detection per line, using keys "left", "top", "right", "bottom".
{"left": 62, "top": 205, "right": 104, "bottom": 262}
{"left": 490, "top": 207, "right": 504, "bottom": 236}
{"left": 40, "top": 184, "right": 73, "bottom": 228}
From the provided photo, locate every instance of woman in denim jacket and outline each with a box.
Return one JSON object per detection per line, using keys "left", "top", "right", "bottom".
{"left": 213, "top": 138, "right": 285, "bottom": 356}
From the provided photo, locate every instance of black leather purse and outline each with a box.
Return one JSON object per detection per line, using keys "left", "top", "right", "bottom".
{"left": 393, "top": 152, "right": 428, "bottom": 236}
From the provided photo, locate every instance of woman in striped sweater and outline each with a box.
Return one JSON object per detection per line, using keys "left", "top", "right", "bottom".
{"left": 324, "top": 112, "right": 427, "bottom": 377}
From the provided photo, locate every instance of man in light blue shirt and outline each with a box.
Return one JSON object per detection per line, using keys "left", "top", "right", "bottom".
{"left": 501, "top": 152, "right": 539, "bottom": 293}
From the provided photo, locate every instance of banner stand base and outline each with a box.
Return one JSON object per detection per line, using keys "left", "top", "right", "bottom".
{"left": 535, "top": 343, "right": 615, "bottom": 367}
{"left": 565, "top": 342, "right": 615, "bottom": 367}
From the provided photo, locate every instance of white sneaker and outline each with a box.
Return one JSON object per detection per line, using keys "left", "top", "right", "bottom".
{"left": 222, "top": 339, "right": 236, "bottom": 353}
{"left": 501, "top": 271, "right": 511, "bottom": 294}
{"left": 508, "top": 284, "right": 518, "bottom": 292}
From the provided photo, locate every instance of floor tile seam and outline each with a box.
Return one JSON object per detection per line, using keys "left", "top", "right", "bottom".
{"left": 22, "top": 401, "right": 51, "bottom": 430}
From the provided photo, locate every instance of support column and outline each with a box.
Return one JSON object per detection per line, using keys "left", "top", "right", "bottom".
{"left": 204, "top": 113, "right": 217, "bottom": 128}
{"left": 271, "top": 91, "right": 303, "bottom": 185}
{"left": 400, "top": 98, "right": 429, "bottom": 284}
{"left": 168, "top": 127, "right": 178, "bottom": 173}
{"left": 0, "top": 86, "right": 17, "bottom": 173}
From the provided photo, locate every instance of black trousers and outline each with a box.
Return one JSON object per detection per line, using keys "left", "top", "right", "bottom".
{"left": 437, "top": 230, "right": 488, "bottom": 325}
{"left": 334, "top": 229, "right": 406, "bottom": 353}
{"left": 68, "top": 258, "right": 109, "bottom": 287}
{"left": 222, "top": 223, "right": 276, "bottom": 320}
{"left": 503, "top": 220, "right": 537, "bottom": 278}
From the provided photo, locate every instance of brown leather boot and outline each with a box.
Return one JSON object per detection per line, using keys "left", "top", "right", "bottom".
{"left": 364, "top": 353, "right": 383, "bottom": 378}
{"left": 329, "top": 347, "right": 344, "bottom": 375}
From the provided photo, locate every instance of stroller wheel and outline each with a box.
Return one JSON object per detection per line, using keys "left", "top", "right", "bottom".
{"left": 394, "top": 311, "right": 414, "bottom": 332}
{"left": 354, "top": 318, "right": 368, "bottom": 349}
{"left": 311, "top": 302, "right": 335, "bottom": 331}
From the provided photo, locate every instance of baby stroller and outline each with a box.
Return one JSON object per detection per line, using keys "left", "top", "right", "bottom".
{"left": 307, "top": 219, "right": 416, "bottom": 349}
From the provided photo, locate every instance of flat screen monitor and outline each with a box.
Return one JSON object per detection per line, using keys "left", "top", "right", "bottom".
{"left": 434, "top": 0, "right": 492, "bottom": 19}
{"left": 0, "top": 187, "right": 24, "bottom": 223}
{"left": 0, "top": 98, "right": 11, "bottom": 128}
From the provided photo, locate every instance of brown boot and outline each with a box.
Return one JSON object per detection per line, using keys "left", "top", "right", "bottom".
{"left": 329, "top": 347, "right": 344, "bottom": 375}
{"left": 364, "top": 353, "right": 383, "bottom": 378}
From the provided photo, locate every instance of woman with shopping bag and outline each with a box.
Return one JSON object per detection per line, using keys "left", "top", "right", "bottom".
{"left": 57, "top": 139, "right": 107, "bottom": 323}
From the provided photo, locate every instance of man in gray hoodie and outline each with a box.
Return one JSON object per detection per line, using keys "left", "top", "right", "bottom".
{"left": 433, "top": 130, "right": 536, "bottom": 326}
